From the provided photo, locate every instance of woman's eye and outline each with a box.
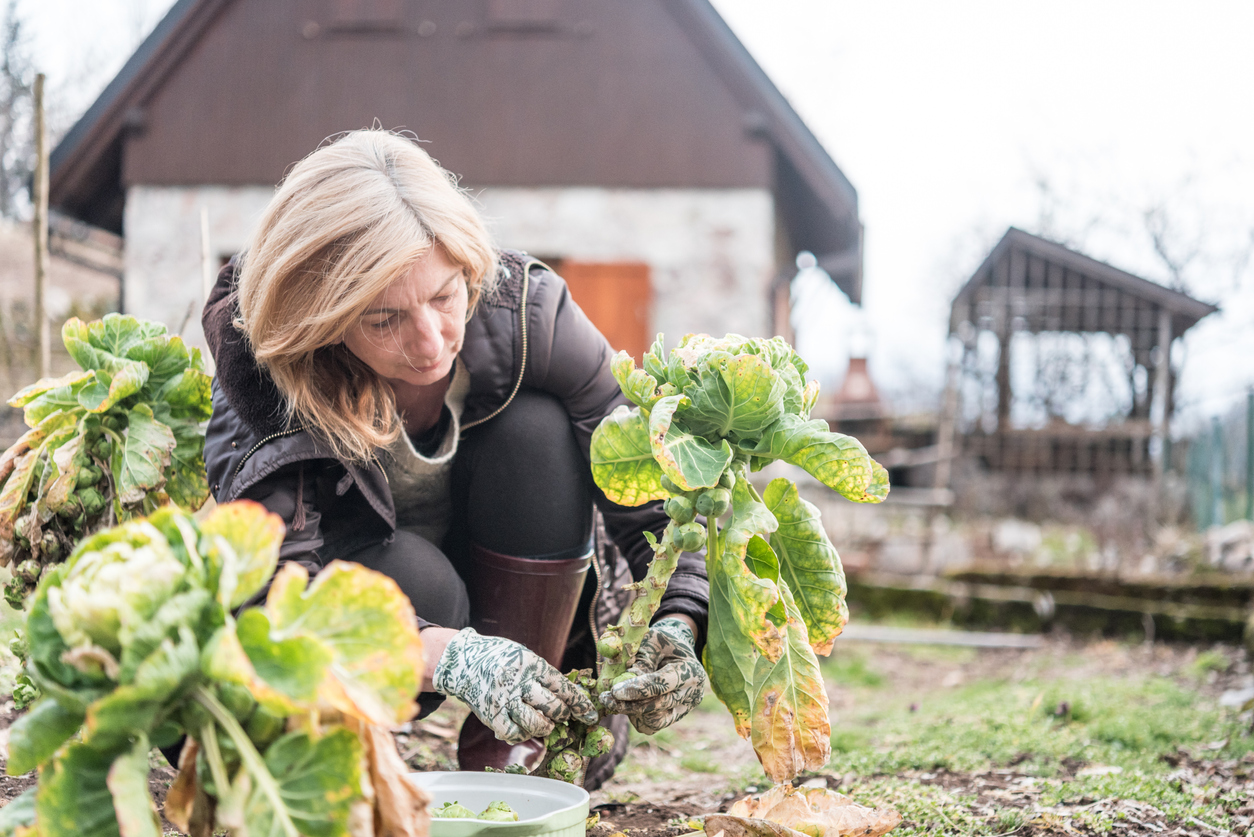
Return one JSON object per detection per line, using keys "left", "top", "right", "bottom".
{"left": 368, "top": 317, "right": 396, "bottom": 330}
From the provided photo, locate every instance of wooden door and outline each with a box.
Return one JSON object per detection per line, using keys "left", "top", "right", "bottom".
{"left": 555, "top": 261, "right": 653, "bottom": 362}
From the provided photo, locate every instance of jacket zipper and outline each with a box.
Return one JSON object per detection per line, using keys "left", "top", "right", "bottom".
{"left": 588, "top": 539, "right": 604, "bottom": 660}
{"left": 231, "top": 427, "right": 304, "bottom": 487}
{"left": 461, "top": 259, "right": 532, "bottom": 432}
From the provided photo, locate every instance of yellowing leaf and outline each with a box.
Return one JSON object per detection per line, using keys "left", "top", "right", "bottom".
{"left": 199, "top": 501, "right": 284, "bottom": 608}
{"left": 590, "top": 406, "right": 668, "bottom": 506}
{"left": 763, "top": 479, "right": 847, "bottom": 654}
{"left": 264, "top": 562, "right": 424, "bottom": 726}
{"left": 648, "top": 395, "right": 732, "bottom": 491}
{"left": 750, "top": 414, "right": 888, "bottom": 504}
{"left": 748, "top": 580, "right": 831, "bottom": 784}
{"left": 722, "top": 784, "right": 901, "bottom": 837}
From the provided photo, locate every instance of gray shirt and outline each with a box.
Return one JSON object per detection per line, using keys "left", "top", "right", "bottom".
{"left": 382, "top": 358, "right": 471, "bottom": 547}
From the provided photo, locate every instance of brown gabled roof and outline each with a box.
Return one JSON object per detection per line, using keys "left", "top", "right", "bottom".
{"left": 50, "top": 0, "right": 863, "bottom": 300}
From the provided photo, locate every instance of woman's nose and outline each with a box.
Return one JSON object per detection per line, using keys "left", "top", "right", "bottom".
{"left": 405, "top": 307, "right": 444, "bottom": 358}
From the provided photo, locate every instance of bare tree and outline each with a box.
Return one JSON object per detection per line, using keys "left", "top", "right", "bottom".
{"left": 0, "top": 0, "right": 31, "bottom": 219}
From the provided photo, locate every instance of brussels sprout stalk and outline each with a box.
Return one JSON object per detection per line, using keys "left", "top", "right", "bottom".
{"left": 194, "top": 686, "right": 300, "bottom": 837}
{"left": 594, "top": 523, "right": 685, "bottom": 695}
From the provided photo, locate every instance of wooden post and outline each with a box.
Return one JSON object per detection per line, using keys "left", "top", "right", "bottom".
{"left": 1246, "top": 389, "right": 1253, "bottom": 521}
{"left": 32, "top": 73, "right": 50, "bottom": 378}
{"left": 1211, "top": 416, "right": 1224, "bottom": 529}
{"left": 1151, "top": 308, "right": 1173, "bottom": 476}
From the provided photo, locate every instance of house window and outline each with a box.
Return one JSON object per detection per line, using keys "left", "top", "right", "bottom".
{"left": 553, "top": 261, "right": 653, "bottom": 362}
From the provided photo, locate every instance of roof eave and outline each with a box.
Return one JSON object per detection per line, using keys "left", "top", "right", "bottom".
{"left": 50, "top": 0, "right": 229, "bottom": 217}
{"left": 663, "top": 1, "right": 860, "bottom": 238}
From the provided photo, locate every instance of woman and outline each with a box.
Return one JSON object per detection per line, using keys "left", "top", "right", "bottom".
{"left": 201, "top": 129, "right": 708, "bottom": 788}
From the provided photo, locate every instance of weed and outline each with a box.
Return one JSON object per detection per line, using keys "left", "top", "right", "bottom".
{"left": 1188, "top": 648, "right": 1230, "bottom": 679}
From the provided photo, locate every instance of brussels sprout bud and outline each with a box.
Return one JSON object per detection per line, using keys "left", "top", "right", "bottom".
{"left": 675, "top": 521, "right": 706, "bottom": 552}
{"left": 218, "top": 682, "right": 257, "bottom": 724}
{"left": 15, "top": 559, "right": 41, "bottom": 583}
{"left": 596, "top": 632, "right": 623, "bottom": 659}
{"left": 93, "top": 439, "right": 111, "bottom": 460}
{"left": 659, "top": 474, "right": 683, "bottom": 495}
{"left": 3, "top": 578, "right": 28, "bottom": 611}
{"left": 544, "top": 723, "right": 570, "bottom": 750}
{"left": 432, "top": 802, "right": 478, "bottom": 819}
{"left": 79, "top": 487, "right": 106, "bottom": 516}
{"left": 11, "top": 674, "right": 38, "bottom": 710}
{"left": 9, "top": 633, "right": 28, "bottom": 661}
{"left": 478, "top": 802, "right": 519, "bottom": 822}
{"left": 547, "top": 749, "right": 583, "bottom": 783}
{"left": 39, "top": 532, "right": 61, "bottom": 560}
{"left": 663, "top": 495, "right": 696, "bottom": 524}
{"left": 76, "top": 465, "right": 103, "bottom": 489}
{"left": 244, "top": 706, "right": 286, "bottom": 750}
{"left": 695, "top": 488, "right": 731, "bottom": 518}
{"left": 581, "top": 725, "right": 615, "bottom": 758}
{"left": 612, "top": 672, "right": 636, "bottom": 688}
{"left": 719, "top": 470, "right": 736, "bottom": 490}
{"left": 101, "top": 415, "right": 122, "bottom": 433}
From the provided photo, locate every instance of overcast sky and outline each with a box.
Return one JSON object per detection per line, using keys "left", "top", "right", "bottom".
{"left": 23, "top": 0, "right": 1254, "bottom": 428}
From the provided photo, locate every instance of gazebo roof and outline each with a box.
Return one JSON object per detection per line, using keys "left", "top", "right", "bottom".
{"left": 952, "top": 228, "right": 1217, "bottom": 347}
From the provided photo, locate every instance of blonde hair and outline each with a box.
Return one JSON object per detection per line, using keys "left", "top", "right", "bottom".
{"left": 236, "top": 129, "right": 497, "bottom": 462}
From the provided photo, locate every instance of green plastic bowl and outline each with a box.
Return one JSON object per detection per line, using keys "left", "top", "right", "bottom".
{"left": 412, "top": 771, "right": 590, "bottom": 837}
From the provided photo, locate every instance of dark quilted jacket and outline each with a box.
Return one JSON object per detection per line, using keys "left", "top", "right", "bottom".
{"left": 201, "top": 250, "right": 709, "bottom": 653}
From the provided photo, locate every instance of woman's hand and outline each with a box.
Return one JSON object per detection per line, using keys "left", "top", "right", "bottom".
{"left": 599, "top": 617, "right": 706, "bottom": 735}
{"left": 433, "top": 628, "right": 599, "bottom": 743}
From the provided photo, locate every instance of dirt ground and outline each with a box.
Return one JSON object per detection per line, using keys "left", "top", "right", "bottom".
{"left": 389, "top": 634, "right": 1253, "bottom": 837}
{"left": 0, "top": 634, "right": 1250, "bottom": 836}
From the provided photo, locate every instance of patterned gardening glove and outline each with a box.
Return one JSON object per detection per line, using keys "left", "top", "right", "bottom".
{"left": 599, "top": 617, "right": 706, "bottom": 735}
{"left": 433, "top": 628, "right": 599, "bottom": 744}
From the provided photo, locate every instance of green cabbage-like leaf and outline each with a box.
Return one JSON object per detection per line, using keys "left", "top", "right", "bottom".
{"left": 682, "top": 351, "right": 785, "bottom": 440}
{"left": 648, "top": 395, "right": 732, "bottom": 491}
{"left": 9, "top": 371, "right": 93, "bottom": 423}
{"left": 35, "top": 741, "right": 120, "bottom": 837}
{"left": 241, "top": 729, "right": 364, "bottom": 837}
{"left": 610, "top": 352, "right": 663, "bottom": 410}
{"left": 590, "top": 405, "right": 667, "bottom": 507}
{"left": 0, "top": 787, "right": 36, "bottom": 837}
{"left": 749, "top": 413, "right": 888, "bottom": 503}
{"left": 115, "top": 404, "right": 176, "bottom": 505}
{"left": 203, "top": 612, "right": 324, "bottom": 717}
{"left": 5, "top": 698, "right": 85, "bottom": 776}
{"left": 763, "top": 478, "right": 848, "bottom": 655}
{"left": 703, "top": 479, "right": 784, "bottom": 738}
{"left": 83, "top": 627, "right": 200, "bottom": 751}
{"left": 155, "top": 368, "right": 213, "bottom": 422}
{"left": 105, "top": 734, "right": 162, "bottom": 837}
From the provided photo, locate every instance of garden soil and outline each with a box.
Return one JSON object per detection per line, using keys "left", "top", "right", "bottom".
{"left": 0, "top": 635, "right": 1250, "bottom": 836}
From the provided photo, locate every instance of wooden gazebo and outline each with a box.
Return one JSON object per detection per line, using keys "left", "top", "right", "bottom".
{"left": 939, "top": 228, "right": 1217, "bottom": 477}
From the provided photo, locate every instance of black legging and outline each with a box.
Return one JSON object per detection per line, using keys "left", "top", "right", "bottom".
{"left": 323, "top": 389, "right": 596, "bottom": 628}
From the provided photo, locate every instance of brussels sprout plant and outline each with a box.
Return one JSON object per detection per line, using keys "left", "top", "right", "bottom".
{"left": 552, "top": 334, "right": 888, "bottom": 785}
{"left": 0, "top": 502, "right": 429, "bottom": 837}
{"left": 0, "top": 314, "right": 213, "bottom": 611}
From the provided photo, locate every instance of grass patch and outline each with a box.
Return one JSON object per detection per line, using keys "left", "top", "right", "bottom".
{"left": 824, "top": 661, "right": 1253, "bottom": 833}
{"left": 821, "top": 647, "right": 885, "bottom": 688}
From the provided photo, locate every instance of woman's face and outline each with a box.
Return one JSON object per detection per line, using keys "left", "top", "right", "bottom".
{"left": 342, "top": 246, "right": 469, "bottom": 388}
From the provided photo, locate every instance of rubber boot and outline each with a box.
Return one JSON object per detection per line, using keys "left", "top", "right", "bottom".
{"left": 456, "top": 544, "right": 591, "bottom": 773}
